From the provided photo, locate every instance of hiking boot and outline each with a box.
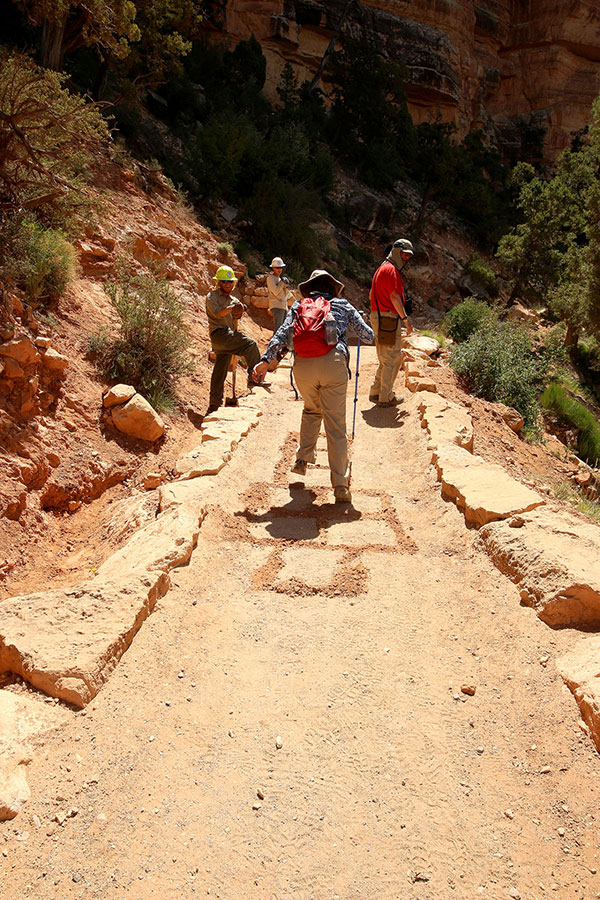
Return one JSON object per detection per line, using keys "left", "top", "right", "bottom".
{"left": 369, "top": 393, "right": 379, "bottom": 403}
{"left": 334, "top": 485, "right": 352, "bottom": 504}
{"left": 377, "top": 395, "right": 403, "bottom": 408}
{"left": 291, "top": 459, "right": 307, "bottom": 476}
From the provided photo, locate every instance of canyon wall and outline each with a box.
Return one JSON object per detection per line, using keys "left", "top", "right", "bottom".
{"left": 215, "top": 0, "right": 600, "bottom": 161}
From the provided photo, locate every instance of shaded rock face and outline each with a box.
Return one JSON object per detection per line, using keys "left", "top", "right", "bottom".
{"left": 221, "top": 0, "right": 600, "bottom": 160}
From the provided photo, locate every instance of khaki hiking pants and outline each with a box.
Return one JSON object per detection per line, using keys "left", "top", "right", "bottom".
{"left": 293, "top": 349, "right": 349, "bottom": 489}
{"left": 370, "top": 310, "right": 404, "bottom": 403}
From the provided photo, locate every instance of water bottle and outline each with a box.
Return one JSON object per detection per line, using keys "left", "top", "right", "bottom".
{"left": 324, "top": 313, "right": 337, "bottom": 346}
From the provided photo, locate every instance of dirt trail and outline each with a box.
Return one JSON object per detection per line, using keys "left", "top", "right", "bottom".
{"left": 3, "top": 348, "right": 600, "bottom": 900}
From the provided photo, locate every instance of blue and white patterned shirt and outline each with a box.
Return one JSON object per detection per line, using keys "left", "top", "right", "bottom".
{"left": 260, "top": 293, "right": 374, "bottom": 364}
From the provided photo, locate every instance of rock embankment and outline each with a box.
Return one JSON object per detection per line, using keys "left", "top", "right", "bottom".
{"left": 0, "top": 397, "right": 262, "bottom": 817}
{"left": 403, "top": 334, "right": 600, "bottom": 753}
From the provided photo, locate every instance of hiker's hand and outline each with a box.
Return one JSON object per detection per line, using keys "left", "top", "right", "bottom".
{"left": 232, "top": 302, "right": 245, "bottom": 319}
{"left": 253, "top": 361, "right": 268, "bottom": 383}
{"left": 405, "top": 320, "right": 413, "bottom": 336}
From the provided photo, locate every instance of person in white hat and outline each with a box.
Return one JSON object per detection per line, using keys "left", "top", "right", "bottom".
{"left": 267, "top": 256, "right": 292, "bottom": 334}
{"left": 369, "top": 238, "right": 414, "bottom": 407}
{"left": 253, "top": 269, "right": 374, "bottom": 504}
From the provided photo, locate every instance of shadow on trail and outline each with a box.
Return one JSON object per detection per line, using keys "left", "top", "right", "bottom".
{"left": 236, "top": 484, "right": 363, "bottom": 542}
{"left": 361, "top": 407, "right": 409, "bottom": 429}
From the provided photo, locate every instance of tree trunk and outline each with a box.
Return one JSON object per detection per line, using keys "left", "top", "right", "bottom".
{"left": 308, "top": 0, "right": 355, "bottom": 94}
{"left": 40, "top": 18, "right": 66, "bottom": 71}
{"left": 565, "top": 322, "right": 579, "bottom": 348}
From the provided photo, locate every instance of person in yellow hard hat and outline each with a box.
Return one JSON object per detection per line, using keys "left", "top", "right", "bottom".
{"left": 205, "top": 265, "right": 261, "bottom": 414}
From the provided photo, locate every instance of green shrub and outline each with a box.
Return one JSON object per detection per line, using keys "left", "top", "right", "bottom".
{"left": 451, "top": 321, "right": 543, "bottom": 426}
{"left": 95, "top": 267, "right": 193, "bottom": 409}
{"left": 464, "top": 255, "right": 499, "bottom": 297}
{"left": 553, "top": 480, "right": 600, "bottom": 522}
{"left": 444, "top": 296, "right": 496, "bottom": 343}
{"left": 1, "top": 216, "right": 77, "bottom": 304}
{"left": 541, "top": 382, "right": 600, "bottom": 465}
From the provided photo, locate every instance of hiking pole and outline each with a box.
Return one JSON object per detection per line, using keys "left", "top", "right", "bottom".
{"left": 351, "top": 338, "right": 361, "bottom": 439}
{"left": 348, "top": 338, "right": 361, "bottom": 488}
{"left": 225, "top": 313, "right": 240, "bottom": 407}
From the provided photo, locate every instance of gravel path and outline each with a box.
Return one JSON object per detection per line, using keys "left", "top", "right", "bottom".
{"left": 3, "top": 349, "right": 600, "bottom": 900}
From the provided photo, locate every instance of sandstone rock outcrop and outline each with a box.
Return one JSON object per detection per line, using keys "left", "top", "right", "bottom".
{"left": 480, "top": 508, "right": 600, "bottom": 627}
{"left": 219, "top": 1, "right": 600, "bottom": 161}
{"left": 557, "top": 637, "right": 600, "bottom": 752}
{"left": 432, "top": 443, "right": 544, "bottom": 527}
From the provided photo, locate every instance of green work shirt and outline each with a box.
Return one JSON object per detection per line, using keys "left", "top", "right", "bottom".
{"left": 206, "top": 287, "right": 238, "bottom": 334}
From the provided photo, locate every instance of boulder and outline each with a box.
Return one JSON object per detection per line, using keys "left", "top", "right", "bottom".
{"left": 110, "top": 393, "right": 165, "bottom": 442}
{"left": 2, "top": 358, "right": 25, "bottom": 380}
{"left": 0, "top": 337, "right": 39, "bottom": 367}
{"left": 403, "top": 334, "right": 440, "bottom": 357}
{"left": 406, "top": 374, "right": 437, "bottom": 393}
{"left": 557, "top": 637, "right": 600, "bottom": 752}
{"left": 41, "top": 348, "right": 69, "bottom": 373}
{"left": 432, "top": 443, "right": 545, "bottom": 527}
{"left": 103, "top": 384, "right": 137, "bottom": 409}
{"left": 480, "top": 507, "right": 600, "bottom": 627}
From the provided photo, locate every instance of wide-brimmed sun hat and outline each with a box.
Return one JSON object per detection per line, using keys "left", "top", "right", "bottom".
{"left": 298, "top": 269, "right": 344, "bottom": 298}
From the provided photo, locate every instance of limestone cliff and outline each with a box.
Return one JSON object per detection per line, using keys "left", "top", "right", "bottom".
{"left": 215, "top": 0, "right": 600, "bottom": 160}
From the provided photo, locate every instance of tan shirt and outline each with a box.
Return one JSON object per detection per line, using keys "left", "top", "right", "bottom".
{"left": 206, "top": 287, "right": 238, "bottom": 334}
{"left": 266, "top": 273, "right": 290, "bottom": 311}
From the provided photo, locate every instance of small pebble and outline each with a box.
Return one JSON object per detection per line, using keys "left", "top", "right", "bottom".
{"left": 275, "top": 736, "right": 283, "bottom": 749}
{"left": 508, "top": 889, "right": 521, "bottom": 900}
{"left": 476, "top": 746, "right": 484, "bottom": 754}
{"left": 252, "top": 802, "right": 262, "bottom": 811}
{"left": 461, "top": 684, "right": 476, "bottom": 696}
{"left": 504, "top": 809, "right": 514, "bottom": 820}
{"left": 540, "top": 766, "right": 552, "bottom": 774}
{"left": 558, "top": 827, "right": 565, "bottom": 837}
{"left": 257, "top": 789, "right": 265, "bottom": 800}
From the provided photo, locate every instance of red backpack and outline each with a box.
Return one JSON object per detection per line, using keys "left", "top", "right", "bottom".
{"left": 293, "top": 295, "right": 336, "bottom": 357}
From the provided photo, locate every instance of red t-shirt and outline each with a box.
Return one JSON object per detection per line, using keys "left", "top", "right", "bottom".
{"left": 370, "top": 260, "right": 405, "bottom": 313}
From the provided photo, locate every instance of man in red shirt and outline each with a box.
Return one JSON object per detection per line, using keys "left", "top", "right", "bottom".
{"left": 369, "top": 238, "right": 414, "bottom": 407}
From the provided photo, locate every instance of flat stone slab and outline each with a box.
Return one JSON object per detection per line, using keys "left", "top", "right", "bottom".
{"left": 0, "top": 691, "right": 70, "bottom": 820}
{"left": 0, "top": 572, "right": 170, "bottom": 707}
{"left": 326, "top": 519, "right": 396, "bottom": 547}
{"left": 432, "top": 443, "right": 545, "bottom": 527}
{"left": 175, "top": 440, "right": 232, "bottom": 478}
{"left": 97, "top": 503, "right": 206, "bottom": 578}
{"left": 201, "top": 419, "right": 255, "bottom": 442}
{"left": 269, "top": 488, "right": 319, "bottom": 511}
{"left": 418, "top": 393, "right": 473, "bottom": 452}
{"left": 203, "top": 408, "right": 260, "bottom": 425}
{"left": 277, "top": 547, "right": 344, "bottom": 588}
{"left": 0, "top": 504, "right": 206, "bottom": 707}
{"left": 480, "top": 507, "right": 600, "bottom": 627}
{"left": 248, "top": 516, "right": 319, "bottom": 542}
{"left": 159, "top": 479, "right": 213, "bottom": 512}
{"left": 292, "top": 466, "right": 333, "bottom": 488}
{"left": 557, "top": 637, "right": 600, "bottom": 752}
{"left": 348, "top": 493, "right": 382, "bottom": 514}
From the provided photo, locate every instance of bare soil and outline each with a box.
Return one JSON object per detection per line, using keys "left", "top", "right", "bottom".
{"left": 2, "top": 351, "right": 600, "bottom": 900}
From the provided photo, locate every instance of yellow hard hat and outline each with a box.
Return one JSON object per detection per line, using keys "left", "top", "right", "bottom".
{"left": 215, "top": 265, "right": 237, "bottom": 282}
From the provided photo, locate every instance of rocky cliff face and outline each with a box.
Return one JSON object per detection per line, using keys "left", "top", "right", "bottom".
{"left": 218, "top": 0, "right": 600, "bottom": 160}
